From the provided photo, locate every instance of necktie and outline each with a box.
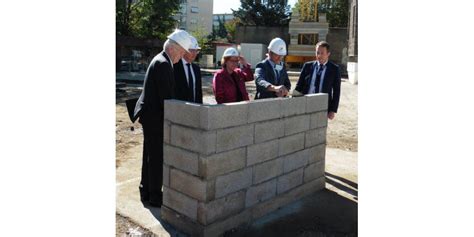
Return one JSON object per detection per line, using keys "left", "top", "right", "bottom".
{"left": 275, "top": 67, "right": 280, "bottom": 84}
{"left": 314, "top": 64, "right": 324, "bottom": 93}
{"left": 186, "top": 63, "right": 194, "bottom": 102}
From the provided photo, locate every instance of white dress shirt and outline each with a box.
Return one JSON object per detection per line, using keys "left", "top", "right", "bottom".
{"left": 309, "top": 61, "right": 327, "bottom": 94}
{"left": 182, "top": 58, "right": 196, "bottom": 101}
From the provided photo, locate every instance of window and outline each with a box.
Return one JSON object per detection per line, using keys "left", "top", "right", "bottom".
{"left": 190, "top": 19, "right": 197, "bottom": 24}
{"left": 298, "top": 34, "right": 318, "bottom": 45}
{"left": 179, "top": 4, "right": 187, "bottom": 14}
{"left": 191, "top": 6, "right": 199, "bottom": 13}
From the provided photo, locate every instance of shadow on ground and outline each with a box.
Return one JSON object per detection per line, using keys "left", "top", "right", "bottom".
{"left": 141, "top": 172, "right": 358, "bottom": 237}
{"left": 227, "top": 186, "right": 357, "bottom": 236}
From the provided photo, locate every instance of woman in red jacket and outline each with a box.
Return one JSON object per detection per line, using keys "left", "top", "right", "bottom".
{"left": 213, "top": 47, "right": 254, "bottom": 104}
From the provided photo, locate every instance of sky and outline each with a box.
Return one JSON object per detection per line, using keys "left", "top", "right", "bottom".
{"left": 213, "top": 0, "right": 298, "bottom": 14}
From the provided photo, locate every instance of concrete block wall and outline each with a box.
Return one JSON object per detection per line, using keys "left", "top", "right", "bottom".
{"left": 162, "top": 94, "right": 328, "bottom": 237}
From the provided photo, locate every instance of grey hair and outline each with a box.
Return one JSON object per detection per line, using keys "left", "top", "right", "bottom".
{"left": 164, "top": 39, "right": 183, "bottom": 51}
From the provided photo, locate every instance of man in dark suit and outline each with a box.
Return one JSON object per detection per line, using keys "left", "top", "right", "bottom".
{"left": 132, "top": 29, "right": 192, "bottom": 207}
{"left": 255, "top": 37, "right": 291, "bottom": 99}
{"left": 173, "top": 35, "right": 203, "bottom": 103}
{"left": 294, "top": 41, "right": 341, "bottom": 120}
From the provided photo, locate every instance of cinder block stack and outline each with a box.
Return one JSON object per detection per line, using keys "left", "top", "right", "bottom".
{"left": 162, "top": 94, "right": 328, "bottom": 237}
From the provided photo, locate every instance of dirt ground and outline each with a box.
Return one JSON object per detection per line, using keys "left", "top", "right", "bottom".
{"left": 115, "top": 74, "right": 358, "bottom": 236}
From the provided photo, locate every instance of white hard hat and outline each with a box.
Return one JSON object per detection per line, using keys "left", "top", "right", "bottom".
{"left": 189, "top": 36, "right": 201, "bottom": 50}
{"left": 268, "top": 37, "right": 287, "bottom": 56}
{"left": 223, "top": 47, "right": 239, "bottom": 57}
{"left": 167, "top": 29, "right": 192, "bottom": 52}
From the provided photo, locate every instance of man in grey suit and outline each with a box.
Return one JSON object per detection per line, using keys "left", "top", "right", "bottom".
{"left": 254, "top": 38, "right": 291, "bottom": 99}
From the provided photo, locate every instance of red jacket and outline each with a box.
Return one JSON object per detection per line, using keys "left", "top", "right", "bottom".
{"left": 213, "top": 64, "right": 254, "bottom": 104}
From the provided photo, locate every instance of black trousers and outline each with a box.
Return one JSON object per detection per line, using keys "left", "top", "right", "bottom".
{"left": 139, "top": 121, "right": 164, "bottom": 202}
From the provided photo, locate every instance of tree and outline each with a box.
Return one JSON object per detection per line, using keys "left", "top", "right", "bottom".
{"left": 325, "top": 0, "right": 349, "bottom": 27}
{"left": 232, "top": 0, "right": 291, "bottom": 26}
{"left": 318, "top": 0, "right": 349, "bottom": 27}
{"left": 217, "top": 17, "right": 228, "bottom": 39}
{"left": 190, "top": 25, "right": 212, "bottom": 55}
{"left": 116, "top": 0, "right": 133, "bottom": 36}
{"left": 224, "top": 19, "right": 238, "bottom": 43}
{"left": 130, "top": 0, "right": 181, "bottom": 39}
{"left": 116, "top": 0, "right": 181, "bottom": 39}
{"left": 291, "top": 0, "right": 348, "bottom": 27}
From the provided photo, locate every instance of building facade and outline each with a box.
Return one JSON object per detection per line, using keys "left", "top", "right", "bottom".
{"left": 174, "top": 0, "right": 214, "bottom": 35}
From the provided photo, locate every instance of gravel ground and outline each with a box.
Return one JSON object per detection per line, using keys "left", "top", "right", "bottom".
{"left": 115, "top": 74, "right": 357, "bottom": 236}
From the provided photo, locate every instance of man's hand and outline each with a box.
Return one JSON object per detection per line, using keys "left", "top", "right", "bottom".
{"left": 328, "top": 112, "right": 336, "bottom": 120}
{"left": 273, "top": 86, "right": 288, "bottom": 97}
{"left": 279, "top": 86, "right": 289, "bottom": 97}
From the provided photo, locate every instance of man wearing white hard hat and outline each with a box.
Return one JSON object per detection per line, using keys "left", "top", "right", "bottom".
{"left": 173, "top": 35, "right": 203, "bottom": 103}
{"left": 132, "top": 29, "right": 192, "bottom": 207}
{"left": 212, "top": 47, "right": 254, "bottom": 104}
{"left": 254, "top": 37, "right": 291, "bottom": 99}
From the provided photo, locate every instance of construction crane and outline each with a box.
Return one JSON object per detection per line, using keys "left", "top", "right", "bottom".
{"left": 298, "top": 0, "right": 318, "bottom": 22}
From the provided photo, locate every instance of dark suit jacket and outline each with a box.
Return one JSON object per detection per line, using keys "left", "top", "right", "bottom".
{"left": 132, "top": 51, "right": 175, "bottom": 124}
{"left": 173, "top": 59, "right": 203, "bottom": 103}
{"left": 255, "top": 58, "right": 291, "bottom": 99}
{"left": 295, "top": 60, "right": 341, "bottom": 113}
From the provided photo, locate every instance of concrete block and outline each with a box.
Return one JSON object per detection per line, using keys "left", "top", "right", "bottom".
{"left": 197, "top": 191, "right": 245, "bottom": 225}
{"left": 282, "top": 148, "right": 310, "bottom": 173}
{"left": 163, "top": 187, "right": 198, "bottom": 221}
{"left": 163, "top": 165, "right": 170, "bottom": 187}
{"left": 164, "top": 144, "right": 199, "bottom": 175}
{"left": 247, "top": 140, "right": 279, "bottom": 166}
{"left": 310, "top": 111, "right": 328, "bottom": 129}
{"left": 216, "top": 124, "right": 254, "bottom": 153}
{"left": 171, "top": 124, "right": 216, "bottom": 155}
{"left": 203, "top": 209, "right": 252, "bottom": 237}
{"left": 254, "top": 119, "right": 284, "bottom": 143}
{"left": 161, "top": 206, "right": 204, "bottom": 237}
{"left": 277, "top": 168, "right": 304, "bottom": 194}
{"left": 305, "top": 93, "right": 328, "bottom": 113}
{"left": 308, "top": 143, "right": 326, "bottom": 164}
{"left": 305, "top": 127, "right": 327, "bottom": 148}
{"left": 284, "top": 114, "right": 310, "bottom": 136}
{"left": 201, "top": 102, "right": 248, "bottom": 130}
{"left": 164, "top": 99, "right": 203, "bottom": 128}
{"left": 215, "top": 168, "right": 252, "bottom": 198}
{"left": 253, "top": 158, "right": 284, "bottom": 184}
{"left": 304, "top": 160, "right": 325, "bottom": 183}
{"left": 251, "top": 176, "right": 325, "bottom": 220}
{"left": 280, "top": 96, "right": 306, "bottom": 117}
{"left": 245, "top": 179, "right": 277, "bottom": 208}
{"left": 248, "top": 98, "right": 281, "bottom": 123}
{"left": 278, "top": 133, "right": 305, "bottom": 156}
{"left": 198, "top": 148, "right": 246, "bottom": 179}
{"left": 170, "top": 169, "right": 214, "bottom": 202}
{"left": 164, "top": 120, "right": 171, "bottom": 144}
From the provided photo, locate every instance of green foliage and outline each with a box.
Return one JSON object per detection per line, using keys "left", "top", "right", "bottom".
{"left": 233, "top": 0, "right": 291, "bottom": 26}
{"left": 116, "top": 0, "right": 133, "bottom": 36}
{"left": 318, "top": 0, "right": 349, "bottom": 27}
{"left": 190, "top": 25, "right": 212, "bottom": 55}
{"left": 224, "top": 19, "right": 238, "bottom": 43}
{"left": 116, "top": 0, "right": 181, "bottom": 40}
{"left": 218, "top": 17, "right": 228, "bottom": 38}
{"left": 290, "top": 0, "right": 349, "bottom": 27}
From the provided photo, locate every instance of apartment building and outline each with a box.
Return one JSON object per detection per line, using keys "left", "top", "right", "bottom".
{"left": 174, "top": 0, "right": 214, "bottom": 35}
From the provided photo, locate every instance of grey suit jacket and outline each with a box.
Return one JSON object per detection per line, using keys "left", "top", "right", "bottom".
{"left": 254, "top": 58, "right": 291, "bottom": 99}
